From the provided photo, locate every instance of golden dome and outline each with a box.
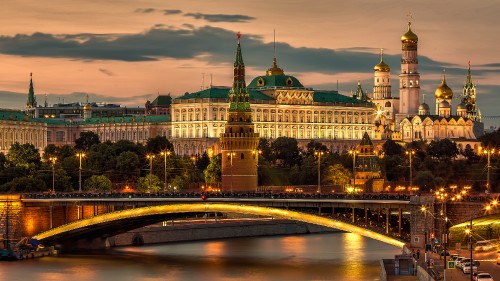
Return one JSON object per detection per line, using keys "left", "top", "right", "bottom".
{"left": 83, "top": 103, "right": 92, "bottom": 111}
{"left": 435, "top": 75, "right": 454, "bottom": 99}
{"left": 374, "top": 49, "right": 390, "bottom": 72}
{"left": 401, "top": 22, "right": 418, "bottom": 42}
{"left": 266, "top": 58, "right": 284, "bottom": 76}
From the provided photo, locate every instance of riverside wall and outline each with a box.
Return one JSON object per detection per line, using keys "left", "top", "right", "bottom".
{"left": 112, "top": 219, "right": 338, "bottom": 246}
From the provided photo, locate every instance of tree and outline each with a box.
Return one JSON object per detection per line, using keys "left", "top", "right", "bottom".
{"left": 116, "top": 151, "right": 140, "bottom": 182}
{"left": 427, "top": 139, "right": 459, "bottom": 160}
{"left": 204, "top": 154, "right": 221, "bottom": 187}
{"left": 257, "top": 138, "right": 273, "bottom": 163}
{"left": 305, "top": 140, "right": 328, "bottom": 156}
{"left": 271, "top": 137, "right": 301, "bottom": 168}
{"left": 146, "top": 136, "right": 174, "bottom": 154}
{"left": 0, "top": 176, "right": 47, "bottom": 193}
{"left": 136, "top": 175, "right": 163, "bottom": 192}
{"left": 382, "top": 139, "right": 403, "bottom": 157}
{"left": 323, "top": 164, "right": 352, "bottom": 187}
{"left": 413, "top": 170, "right": 435, "bottom": 191}
{"left": 7, "top": 142, "right": 41, "bottom": 171}
{"left": 196, "top": 152, "right": 210, "bottom": 171}
{"left": 75, "top": 131, "right": 100, "bottom": 151}
{"left": 84, "top": 175, "right": 112, "bottom": 192}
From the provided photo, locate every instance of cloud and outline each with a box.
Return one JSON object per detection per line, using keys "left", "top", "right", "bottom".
{"left": 98, "top": 68, "right": 114, "bottom": 76}
{"left": 134, "top": 8, "right": 157, "bottom": 13}
{"left": 184, "top": 13, "right": 255, "bottom": 23}
{"left": 163, "top": 9, "right": 182, "bottom": 15}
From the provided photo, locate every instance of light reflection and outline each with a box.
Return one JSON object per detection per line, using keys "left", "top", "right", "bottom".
{"left": 279, "top": 236, "right": 306, "bottom": 256}
{"left": 203, "top": 241, "right": 226, "bottom": 257}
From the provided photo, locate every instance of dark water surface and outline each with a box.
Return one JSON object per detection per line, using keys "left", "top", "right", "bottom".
{"left": 0, "top": 233, "right": 402, "bottom": 281}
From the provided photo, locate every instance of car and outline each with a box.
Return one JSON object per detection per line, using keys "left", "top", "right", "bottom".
{"left": 476, "top": 273, "right": 494, "bottom": 281}
{"left": 450, "top": 254, "right": 459, "bottom": 261}
{"left": 456, "top": 257, "right": 466, "bottom": 268}
{"left": 473, "top": 271, "right": 485, "bottom": 281}
{"left": 462, "top": 262, "right": 478, "bottom": 274}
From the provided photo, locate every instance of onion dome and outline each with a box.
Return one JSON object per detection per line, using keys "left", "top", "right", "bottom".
{"left": 83, "top": 103, "right": 92, "bottom": 111}
{"left": 457, "top": 102, "right": 466, "bottom": 110}
{"left": 418, "top": 102, "right": 430, "bottom": 111}
{"left": 435, "top": 74, "right": 454, "bottom": 99}
{"left": 439, "top": 100, "right": 451, "bottom": 109}
{"left": 401, "top": 22, "right": 418, "bottom": 43}
{"left": 374, "top": 49, "right": 390, "bottom": 72}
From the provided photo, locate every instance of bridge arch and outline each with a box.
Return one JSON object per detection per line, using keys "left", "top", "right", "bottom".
{"left": 32, "top": 203, "right": 406, "bottom": 248}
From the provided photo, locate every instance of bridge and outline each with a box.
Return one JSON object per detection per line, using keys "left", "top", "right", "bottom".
{"left": 2, "top": 192, "right": 499, "bottom": 251}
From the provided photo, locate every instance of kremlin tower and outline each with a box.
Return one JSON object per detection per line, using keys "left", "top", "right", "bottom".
{"left": 220, "top": 33, "right": 260, "bottom": 192}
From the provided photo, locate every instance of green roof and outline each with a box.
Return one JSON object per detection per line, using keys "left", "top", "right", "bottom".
{"left": 176, "top": 87, "right": 274, "bottom": 101}
{"left": 0, "top": 110, "right": 31, "bottom": 122}
{"left": 78, "top": 115, "right": 170, "bottom": 124}
{"left": 151, "top": 95, "right": 172, "bottom": 107}
{"left": 313, "top": 90, "right": 372, "bottom": 105}
{"left": 248, "top": 75, "right": 305, "bottom": 89}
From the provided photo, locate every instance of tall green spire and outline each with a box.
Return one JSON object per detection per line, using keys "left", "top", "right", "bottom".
{"left": 229, "top": 32, "right": 250, "bottom": 111}
{"left": 27, "top": 72, "right": 37, "bottom": 108}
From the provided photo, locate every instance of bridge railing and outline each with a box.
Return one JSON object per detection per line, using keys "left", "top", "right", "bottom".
{"left": 20, "top": 192, "right": 412, "bottom": 201}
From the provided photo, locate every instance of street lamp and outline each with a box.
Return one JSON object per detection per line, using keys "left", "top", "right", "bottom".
{"left": 146, "top": 154, "right": 155, "bottom": 193}
{"left": 464, "top": 200, "right": 497, "bottom": 281}
{"left": 479, "top": 147, "right": 496, "bottom": 193}
{"left": 49, "top": 157, "right": 57, "bottom": 193}
{"left": 348, "top": 149, "right": 359, "bottom": 191}
{"left": 76, "top": 152, "right": 86, "bottom": 193}
{"left": 420, "top": 205, "right": 428, "bottom": 248}
{"left": 160, "top": 150, "right": 171, "bottom": 192}
{"left": 314, "top": 151, "right": 324, "bottom": 194}
{"left": 406, "top": 149, "right": 415, "bottom": 193}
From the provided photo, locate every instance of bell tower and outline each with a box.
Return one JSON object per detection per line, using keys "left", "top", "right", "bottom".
{"left": 399, "top": 18, "right": 420, "bottom": 116}
{"left": 220, "top": 33, "right": 260, "bottom": 192}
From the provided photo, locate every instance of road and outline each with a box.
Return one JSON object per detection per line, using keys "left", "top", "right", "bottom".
{"left": 445, "top": 250, "right": 499, "bottom": 281}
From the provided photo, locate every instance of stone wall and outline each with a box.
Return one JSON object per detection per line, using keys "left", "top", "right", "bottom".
{"left": 112, "top": 220, "right": 337, "bottom": 246}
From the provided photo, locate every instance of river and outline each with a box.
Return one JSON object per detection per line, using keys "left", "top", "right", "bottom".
{"left": 0, "top": 233, "right": 402, "bottom": 281}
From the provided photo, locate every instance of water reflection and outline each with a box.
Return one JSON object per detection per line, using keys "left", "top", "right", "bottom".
{"left": 0, "top": 233, "right": 401, "bottom": 281}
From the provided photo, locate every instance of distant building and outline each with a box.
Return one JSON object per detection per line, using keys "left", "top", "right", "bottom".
{"left": 352, "top": 132, "right": 384, "bottom": 192}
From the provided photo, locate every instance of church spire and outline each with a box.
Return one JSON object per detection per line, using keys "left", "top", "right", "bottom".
{"left": 27, "top": 72, "right": 37, "bottom": 108}
{"left": 465, "top": 60, "right": 473, "bottom": 87}
{"left": 266, "top": 30, "right": 285, "bottom": 76}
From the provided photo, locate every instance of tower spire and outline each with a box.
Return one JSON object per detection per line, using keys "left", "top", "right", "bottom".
{"left": 266, "top": 29, "right": 284, "bottom": 76}
{"left": 27, "top": 72, "right": 37, "bottom": 108}
{"left": 229, "top": 32, "right": 250, "bottom": 111}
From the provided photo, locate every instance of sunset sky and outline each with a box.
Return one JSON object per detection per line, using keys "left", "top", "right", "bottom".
{"left": 0, "top": 0, "right": 499, "bottom": 127}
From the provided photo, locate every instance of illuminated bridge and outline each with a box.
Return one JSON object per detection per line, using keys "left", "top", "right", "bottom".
{"left": 2, "top": 193, "right": 497, "bottom": 250}
{"left": 1, "top": 193, "right": 411, "bottom": 249}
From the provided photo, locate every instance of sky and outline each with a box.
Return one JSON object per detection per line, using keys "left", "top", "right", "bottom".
{"left": 0, "top": 0, "right": 499, "bottom": 128}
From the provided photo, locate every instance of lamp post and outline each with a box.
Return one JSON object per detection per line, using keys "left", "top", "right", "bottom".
{"left": 420, "top": 205, "right": 428, "bottom": 249}
{"left": 479, "top": 147, "right": 496, "bottom": 193}
{"left": 146, "top": 154, "right": 155, "bottom": 192}
{"left": 406, "top": 149, "right": 415, "bottom": 193}
{"left": 49, "top": 157, "right": 57, "bottom": 193}
{"left": 160, "top": 151, "right": 171, "bottom": 192}
{"left": 464, "top": 200, "right": 498, "bottom": 281}
{"left": 314, "top": 151, "right": 324, "bottom": 194}
{"left": 348, "top": 149, "right": 359, "bottom": 191}
{"left": 76, "top": 152, "right": 86, "bottom": 193}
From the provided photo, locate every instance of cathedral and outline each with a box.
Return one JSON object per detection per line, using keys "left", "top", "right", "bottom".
{"left": 369, "top": 20, "right": 484, "bottom": 149}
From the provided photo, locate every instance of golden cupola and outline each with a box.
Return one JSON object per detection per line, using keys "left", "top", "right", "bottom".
{"left": 435, "top": 74, "right": 454, "bottom": 99}
{"left": 401, "top": 22, "right": 418, "bottom": 43}
{"left": 374, "top": 49, "right": 390, "bottom": 72}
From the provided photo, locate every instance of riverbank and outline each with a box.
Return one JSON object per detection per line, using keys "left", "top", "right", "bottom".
{"left": 112, "top": 218, "right": 338, "bottom": 246}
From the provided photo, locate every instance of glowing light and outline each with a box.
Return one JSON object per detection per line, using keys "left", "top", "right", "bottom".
{"left": 33, "top": 203, "right": 406, "bottom": 248}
